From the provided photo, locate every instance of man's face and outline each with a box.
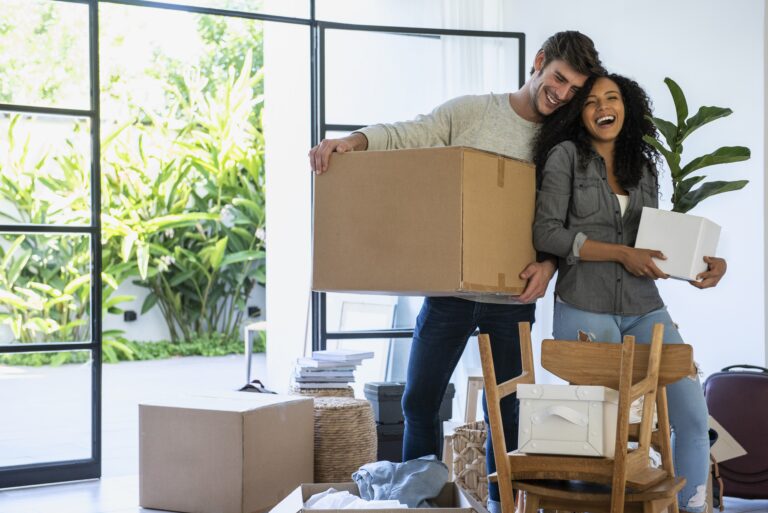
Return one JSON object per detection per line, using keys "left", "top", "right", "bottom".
{"left": 530, "top": 55, "right": 589, "bottom": 118}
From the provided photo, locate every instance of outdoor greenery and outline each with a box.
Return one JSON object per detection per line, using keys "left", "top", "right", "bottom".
{"left": 644, "top": 77, "right": 750, "bottom": 213}
{"left": 0, "top": 332, "right": 264, "bottom": 366}
{"left": 0, "top": 3, "right": 266, "bottom": 360}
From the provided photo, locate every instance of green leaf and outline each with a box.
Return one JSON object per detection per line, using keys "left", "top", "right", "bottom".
{"left": 675, "top": 175, "right": 707, "bottom": 200}
{"left": 121, "top": 232, "right": 137, "bottom": 261}
{"left": 141, "top": 293, "right": 158, "bottom": 314}
{"left": 679, "top": 146, "right": 750, "bottom": 178}
{"left": 7, "top": 249, "right": 31, "bottom": 287}
{"left": 648, "top": 115, "right": 679, "bottom": 150}
{"left": 643, "top": 135, "right": 681, "bottom": 177}
{"left": 169, "top": 269, "right": 197, "bottom": 287}
{"left": 221, "top": 249, "right": 264, "bottom": 266}
{"left": 673, "top": 180, "right": 750, "bottom": 213}
{"left": 137, "top": 243, "right": 150, "bottom": 280}
{"left": 63, "top": 274, "right": 91, "bottom": 295}
{"left": 104, "top": 295, "right": 134, "bottom": 310}
{"left": 142, "top": 213, "right": 218, "bottom": 233}
{"left": 664, "top": 77, "right": 688, "bottom": 128}
{"left": 210, "top": 237, "right": 228, "bottom": 270}
{"left": 681, "top": 106, "right": 732, "bottom": 143}
{"left": 1, "top": 235, "right": 26, "bottom": 271}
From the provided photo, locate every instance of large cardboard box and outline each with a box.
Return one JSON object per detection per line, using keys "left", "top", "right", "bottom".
{"left": 634, "top": 207, "right": 721, "bottom": 281}
{"left": 140, "top": 392, "right": 314, "bottom": 513}
{"left": 313, "top": 147, "right": 536, "bottom": 296}
{"left": 269, "top": 482, "right": 488, "bottom": 513}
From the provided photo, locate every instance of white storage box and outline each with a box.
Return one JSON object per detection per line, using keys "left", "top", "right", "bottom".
{"left": 517, "top": 384, "right": 618, "bottom": 457}
{"left": 634, "top": 207, "right": 721, "bottom": 281}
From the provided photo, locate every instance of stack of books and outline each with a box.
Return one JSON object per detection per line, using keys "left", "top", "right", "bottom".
{"left": 293, "top": 349, "right": 374, "bottom": 390}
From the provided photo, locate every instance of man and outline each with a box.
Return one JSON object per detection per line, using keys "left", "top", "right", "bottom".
{"left": 309, "top": 31, "right": 604, "bottom": 513}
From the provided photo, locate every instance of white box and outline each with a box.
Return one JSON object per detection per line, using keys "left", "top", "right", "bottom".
{"left": 517, "top": 384, "right": 618, "bottom": 457}
{"left": 634, "top": 207, "right": 721, "bottom": 281}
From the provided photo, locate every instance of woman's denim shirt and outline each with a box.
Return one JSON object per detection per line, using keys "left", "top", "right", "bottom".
{"left": 533, "top": 141, "right": 664, "bottom": 315}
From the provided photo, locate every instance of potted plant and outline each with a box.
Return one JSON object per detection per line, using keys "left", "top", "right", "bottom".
{"left": 634, "top": 77, "right": 750, "bottom": 280}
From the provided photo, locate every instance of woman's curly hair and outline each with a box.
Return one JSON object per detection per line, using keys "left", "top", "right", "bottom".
{"left": 532, "top": 73, "right": 660, "bottom": 189}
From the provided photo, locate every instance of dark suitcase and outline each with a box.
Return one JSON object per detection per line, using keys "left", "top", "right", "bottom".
{"left": 704, "top": 364, "right": 768, "bottom": 500}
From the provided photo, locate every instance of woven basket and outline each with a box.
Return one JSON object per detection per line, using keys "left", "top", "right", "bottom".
{"left": 289, "top": 384, "right": 355, "bottom": 398}
{"left": 313, "top": 397, "right": 377, "bottom": 483}
{"left": 451, "top": 420, "right": 488, "bottom": 505}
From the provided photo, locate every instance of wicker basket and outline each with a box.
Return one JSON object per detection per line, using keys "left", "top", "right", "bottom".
{"left": 451, "top": 420, "right": 488, "bottom": 505}
{"left": 289, "top": 384, "right": 355, "bottom": 398}
{"left": 313, "top": 397, "right": 377, "bottom": 483}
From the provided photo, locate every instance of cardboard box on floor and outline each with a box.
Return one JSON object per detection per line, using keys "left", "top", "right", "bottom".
{"left": 270, "top": 482, "right": 488, "bottom": 513}
{"left": 313, "top": 147, "right": 536, "bottom": 296}
{"left": 140, "top": 391, "right": 314, "bottom": 513}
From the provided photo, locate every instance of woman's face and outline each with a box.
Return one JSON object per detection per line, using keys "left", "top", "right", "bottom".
{"left": 581, "top": 77, "right": 625, "bottom": 144}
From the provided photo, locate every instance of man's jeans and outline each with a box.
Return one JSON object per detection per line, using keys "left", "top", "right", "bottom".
{"left": 401, "top": 297, "right": 535, "bottom": 503}
{"left": 553, "top": 300, "right": 710, "bottom": 513}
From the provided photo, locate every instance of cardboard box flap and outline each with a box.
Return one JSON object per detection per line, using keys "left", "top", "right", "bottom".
{"left": 141, "top": 391, "right": 311, "bottom": 413}
{"left": 460, "top": 152, "right": 535, "bottom": 294}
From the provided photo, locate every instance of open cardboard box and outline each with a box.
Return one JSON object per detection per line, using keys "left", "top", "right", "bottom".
{"left": 634, "top": 207, "right": 720, "bottom": 281}
{"left": 312, "top": 147, "right": 536, "bottom": 296}
{"left": 270, "top": 482, "right": 488, "bottom": 513}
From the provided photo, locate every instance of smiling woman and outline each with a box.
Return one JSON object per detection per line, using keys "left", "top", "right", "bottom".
{"left": 532, "top": 74, "right": 717, "bottom": 513}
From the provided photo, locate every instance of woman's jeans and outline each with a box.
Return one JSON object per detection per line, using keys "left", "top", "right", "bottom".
{"left": 553, "top": 300, "right": 710, "bottom": 513}
{"left": 401, "top": 297, "right": 536, "bottom": 503}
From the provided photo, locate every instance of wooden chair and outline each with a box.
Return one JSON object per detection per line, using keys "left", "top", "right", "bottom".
{"left": 478, "top": 322, "right": 695, "bottom": 513}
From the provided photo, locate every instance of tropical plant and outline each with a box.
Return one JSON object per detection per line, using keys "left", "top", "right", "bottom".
{"left": 0, "top": 114, "right": 134, "bottom": 360}
{"left": 102, "top": 49, "right": 265, "bottom": 342}
{"left": 644, "top": 77, "right": 750, "bottom": 214}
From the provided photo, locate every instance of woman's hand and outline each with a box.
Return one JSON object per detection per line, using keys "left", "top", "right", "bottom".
{"left": 690, "top": 256, "right": 727, "bottom": 289}
{"left": 619, "top": 247, "right": 669, "bottom": 279}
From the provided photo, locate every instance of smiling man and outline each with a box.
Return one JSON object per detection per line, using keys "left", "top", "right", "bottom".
{"left": 308, "top": 31, "right": 605, "bottom": 513}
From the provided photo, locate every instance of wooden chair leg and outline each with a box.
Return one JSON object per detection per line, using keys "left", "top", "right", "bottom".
{"left": 514, "top": 490, "right": 525, "bottom": 513}
{"left": 523, "top": 493, "right": 540, "bottom": 513}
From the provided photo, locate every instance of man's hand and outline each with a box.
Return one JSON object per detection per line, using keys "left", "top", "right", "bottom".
{"left": 309, "top": 133, "right": 368, "bottom": 174}
{"left": 690, "top": 256, "right": 727, "bottom": 289}
{"left": 517, "top": 259, "right": 557, "bottom": 303}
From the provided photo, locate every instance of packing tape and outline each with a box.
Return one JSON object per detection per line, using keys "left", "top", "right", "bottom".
{"left": 498, "top": 273, "right": 506, "bottom": 287}
{"left": 497, "top": 159, "right": 505, "bottom": 187}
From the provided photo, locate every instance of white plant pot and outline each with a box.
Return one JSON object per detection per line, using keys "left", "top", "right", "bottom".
{"left": 634, "top": 207, "right": 721, "bottom": 281}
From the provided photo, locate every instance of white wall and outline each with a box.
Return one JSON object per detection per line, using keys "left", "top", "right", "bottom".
{"left": 263, "top": 21, "right": 312, "bottom": 392}
{"left": 505, "top": 0, "right": 765, "bottom": 379}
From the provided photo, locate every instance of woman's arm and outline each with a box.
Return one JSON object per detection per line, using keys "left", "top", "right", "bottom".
{"left": 533, "top": 144, "right": 586, "bottom": 258}
{"left": 579, "top": 240, "right": 668, "bottom": 279}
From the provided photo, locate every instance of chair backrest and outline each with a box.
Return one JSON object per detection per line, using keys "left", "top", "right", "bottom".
{"left": 542, "top": 340, "right": 695, "bottom": 387}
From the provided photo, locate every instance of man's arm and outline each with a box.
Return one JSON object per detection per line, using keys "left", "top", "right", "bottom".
{"left": 308, "top": 95, "right": 485, "bottom": 174}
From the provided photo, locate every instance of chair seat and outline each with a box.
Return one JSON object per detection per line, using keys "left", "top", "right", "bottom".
{"left": 510, "top": 476, "right": 685, "bottom": 503}
{"left": 491, "top": 450, "right": 669, "bottom": 490}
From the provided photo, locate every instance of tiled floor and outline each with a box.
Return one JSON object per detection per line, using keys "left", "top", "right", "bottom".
{"left": 1, "top": 353, "right": 767, "bottom": 512}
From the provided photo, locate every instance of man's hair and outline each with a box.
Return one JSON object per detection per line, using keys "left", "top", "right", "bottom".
{"left": 530, "top": 31, "right": 605, "bottom": 76}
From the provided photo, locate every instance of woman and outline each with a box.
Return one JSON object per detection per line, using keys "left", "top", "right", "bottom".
{"left": 532, "top": 74, "right": 716, "bottom": 513}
